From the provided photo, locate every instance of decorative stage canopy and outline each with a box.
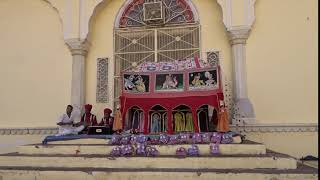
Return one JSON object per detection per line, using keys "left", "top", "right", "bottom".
{"left": 120, "top": 57, "right": 224, "bottom": 134}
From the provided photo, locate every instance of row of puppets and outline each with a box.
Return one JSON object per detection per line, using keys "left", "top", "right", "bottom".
{"left": 82, "top": 57, "right": 230, "bottom": 135}
{"left": 82, "top": 102, "right": 229, "bottom": 135}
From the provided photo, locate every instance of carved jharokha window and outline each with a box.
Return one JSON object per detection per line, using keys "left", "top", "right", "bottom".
{"left": 114, "top": 0, "right": 200, "bottom": 106}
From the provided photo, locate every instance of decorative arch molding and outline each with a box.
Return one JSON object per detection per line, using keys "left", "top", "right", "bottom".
{"left": 43, "top": 0, "right": 258, "bottom": 40}
{"left": 216, "top": 0, "right": 257, "bottom": 29}
{"left": 44, "top": 0, "right": 71, "bottom": 40}
{"left": 43, "top": 0, "right": 64, "bottom": 27}
{"left": 114, "top": 0, "right": 200, "bottom": 28}
{"left": 43, "top": 0, "right": 258, "bottom": 121}
{"left": 44, "top": 0, "right": 105, "bottom": 40}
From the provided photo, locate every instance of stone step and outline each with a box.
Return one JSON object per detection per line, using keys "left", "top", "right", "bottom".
{"left": 18, "top": 142, "right": 266, "bottom": 155}
{"left": 45, "top": 138, "right": 107, "bottom": 145}
{"left": 0, "top": 153, "right": 297, "bottom": 170}
{"left": 0, "top": 164, "right": 318, "bottom": 180}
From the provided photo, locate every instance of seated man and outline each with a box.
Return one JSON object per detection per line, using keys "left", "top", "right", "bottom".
{"left": 98, "top": 108, "right": 113, "bottom": 134}
{"left": 56, "top": 105, "right": 85, "bottom": 136}
{"left": 80, "top": 104, "right": 98, "bottom": 132}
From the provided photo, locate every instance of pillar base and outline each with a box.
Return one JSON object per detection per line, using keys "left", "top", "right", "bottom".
{"left": 232, "top": 98, "right": 256, "bottom": 125}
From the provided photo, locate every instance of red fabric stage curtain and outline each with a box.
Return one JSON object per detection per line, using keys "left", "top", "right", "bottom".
{"left": 120, "top": 95, "right": 220, "bottom": 134}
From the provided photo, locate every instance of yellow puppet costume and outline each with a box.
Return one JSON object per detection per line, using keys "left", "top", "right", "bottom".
{"left": 113, "top": 106, "right": 123, "bottom": 132}
{"left": 217, "top": 106, "right": 230, "bottom": 132}
{"left": 174, "top": 112, "right": 185, "bottom": 132}
{"left": 185, "top": 112, "right": 194, "bottom": 132}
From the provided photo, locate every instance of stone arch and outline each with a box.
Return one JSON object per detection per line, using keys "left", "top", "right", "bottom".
{"left": 72, "top": 0, "right": 256, "bottom": 123}
{"left": 43, "top": 0, "right": 73, "bottom": 40}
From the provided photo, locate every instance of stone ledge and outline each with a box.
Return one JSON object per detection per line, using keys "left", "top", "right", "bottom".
{"left": 0, "top": 155, "right": 297, "bottom": 169}
{"left": 0, "top": 170, "right": 317, "bottom": 180}
{"left": 17, "top": 143, "right": 266, "bottom": 155}
{"left": 230, "top": 123, "right": 318, "bottom": 133}
{"left": 0, "top": 123, "right": 317, "bottom": 135}
{"left": 0, "top": 162, "right": 317, "bottom": 174}
{"left": 0, "top": 127, "right": 58, "bottom": 135}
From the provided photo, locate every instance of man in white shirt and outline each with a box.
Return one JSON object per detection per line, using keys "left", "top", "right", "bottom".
{"left": 56, "top": 105, "right": 85, "bottom": 136}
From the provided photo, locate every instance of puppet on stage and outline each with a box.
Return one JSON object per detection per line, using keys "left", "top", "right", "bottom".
{"left": 174, "top": 112, "right": 185, "bottom": 132}
{"left": 217, "top": 101, "right": 230, "bottom": 132}
{"left": 113, "top": 105, "right": 123, "bottom": 133}
{"left": 185, "top": 112, "right": 194, "bottom": 132}
{"left": 151, "top": 113, "right": 161, "bottom": 133}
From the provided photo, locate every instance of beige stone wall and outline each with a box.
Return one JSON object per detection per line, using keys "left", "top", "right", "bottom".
{"left": 246, "top": 0, "right": 318, "bottom": 123}
{"left": 0, "top": 0, "right": 72, "bottom": 127}
{"left": 247, "top": 131, "right": 318, "bottom": 158}
{"left": 231, "top": 0, "right": 247, "bottom": 26}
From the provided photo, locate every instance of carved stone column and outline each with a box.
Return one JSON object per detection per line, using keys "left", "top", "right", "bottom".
{"left": 65, "top": 39, "right": 90, "bottom": 113}
{"left": 227, "top": 26, "right": 255, "bottom": 124}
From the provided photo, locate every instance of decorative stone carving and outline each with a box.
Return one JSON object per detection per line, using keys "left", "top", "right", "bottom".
{"left": 217, "top": 0, "right": 257, "bottom": 29}
{"left": 227, "top": 26, "right": 251, "bottom": 45}
{"left": 96, "top": 58, "right": 109, "bottom": 103}
{"left": 206, "top": 51, "right": 220, "bottom": 67}
{"left": 65, "top": 38, "right": 90, "bottom": 56}
{"left": 0, "top": 128, "right": 58, "bottom": 135}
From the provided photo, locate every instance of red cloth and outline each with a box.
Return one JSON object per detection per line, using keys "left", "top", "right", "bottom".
{"left": 119, "top": 65, "right": 225, "bottom": 134}
{"left": 120, "top": 94, "right": 220, "bottom": 134}
{"left": 99, "top": 117, "right": 113, "bottom": 127}
{"left": 104, "top": 108, "right": 112, "bottom": 114}
{"left": 84, "top": 104, "right": 92, "bottom": 110}
{"left": 80, "top": 113, "right": 97, "bottom": 126}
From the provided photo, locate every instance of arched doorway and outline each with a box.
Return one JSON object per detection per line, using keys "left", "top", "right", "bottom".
{"left": 173, "top": 105, "right": 193, "bottom": 133}
{"left": 125, "top": 106, "right": 144, "bottom": 132}
{"left": 196, "top": 105, "right": 217, "bottom": 132}
{"left": 149, "top": 105, "right": 167, "bottom": 134}
{"left": 197, "top": 105, "right": 208, "bottom": 132}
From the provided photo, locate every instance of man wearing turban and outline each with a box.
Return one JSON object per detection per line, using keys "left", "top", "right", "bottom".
{"left": 99, "top": 108, "right": 113, "bottom": 134}
{"left": 80, "top": 104, "right": 98, "bottom": 131}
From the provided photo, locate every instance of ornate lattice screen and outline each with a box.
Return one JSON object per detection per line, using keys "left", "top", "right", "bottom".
{"left": 157, "top": 26, "right": 200, "bottom": 62}
{"left": 114, "top": 25, "right": 200, "bottom": 105}
{"left": 113, "top": 0, "right": 200, "bottom": 107}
